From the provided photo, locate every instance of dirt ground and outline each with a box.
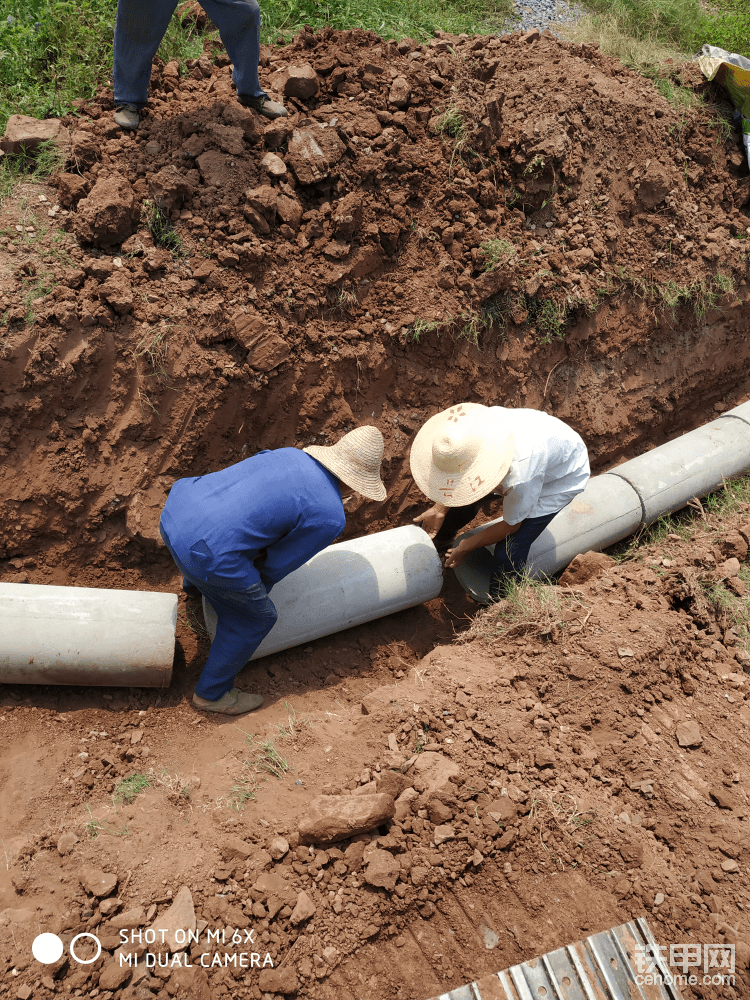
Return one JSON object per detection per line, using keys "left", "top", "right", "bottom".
{"left": 1, "top": 21, "right": 750, "bottom": 1000}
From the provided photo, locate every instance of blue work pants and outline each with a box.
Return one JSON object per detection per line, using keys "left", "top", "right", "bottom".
{"left": 436, "top": 503, "right": 561, "bottom": 601}
{"left": 160, "top": 526, "right": 277, "bottom": 701}
{"left": 113, "top": 0, "right": 266, "bottom": 108}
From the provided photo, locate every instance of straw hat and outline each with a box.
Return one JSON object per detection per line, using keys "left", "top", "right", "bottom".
{"left": 409, "top": 402, "right": 514, "bottom": 506}
{"left": 304, "top": 426, "right": 387, "bottom": 502}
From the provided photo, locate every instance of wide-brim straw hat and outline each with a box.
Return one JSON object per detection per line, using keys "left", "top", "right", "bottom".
{"left": 304, "top": 426, "right": 387, "bottom": 502}
{"left": 409, "top": 402, "right": 514, "bottom": 506}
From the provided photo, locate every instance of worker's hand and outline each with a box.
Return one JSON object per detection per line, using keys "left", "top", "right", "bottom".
{"left": 413, "top": 505, "right": 446, "bottom": 539}
{"left": 444, "top": 540, "right": 470, "bottom": 569}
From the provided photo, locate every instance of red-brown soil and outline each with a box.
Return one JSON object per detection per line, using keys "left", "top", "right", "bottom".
{"left": 1, "top": 21, "right": 750, "bottom": 1000}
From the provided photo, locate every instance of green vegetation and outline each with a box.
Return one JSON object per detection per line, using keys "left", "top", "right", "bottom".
{"left": 261, "top": 0, "right": 514, "bottom": 44}
{"left": 247, "top": 737, "right": 290, "bottom": 779}
{"left": 572, "top": 0, "right": 750, "bottom": 65}
{"left": 527, "top": 296, "right": 567, "bottom": 344}
{"left": 227, "top": 779, "right": 256, "bottom": 811}
{"left": 19, "top": 267, "right": 55, "bottom": 324}
{"left": 113, "top": 772, "right": 150, "bottom": 804}
{"left": 478, "top": 237, "right": 516, "bottom": 272}
{"left": 0, "top": 139, "right": 65, "bottom": 203}
{"left": 461, "top": 572, "right": 586, "bottom": 644}
{"left": 142, "top": 200, "right": 183, "bottom": 254}
{"left": 630, "top": 272, "right": 734, "bottom": 324}
{"left": 177, "top": 607, "right": 210, "bottom": 637}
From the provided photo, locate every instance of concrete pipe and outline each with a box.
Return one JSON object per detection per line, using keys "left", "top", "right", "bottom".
{"left": 0, "top": 584, "right": 177, "bottom": 687}
{"left": 453, "top": 474, "right": 643, "bottom": 603}
{"left": 610, "top": 410, "right": 750, "bottom": 525}
{"left": 203, "top": 523, "right": 443, "bottom": 659}
{"left": 453, "top": 400, "right": 750, "bottom": 603}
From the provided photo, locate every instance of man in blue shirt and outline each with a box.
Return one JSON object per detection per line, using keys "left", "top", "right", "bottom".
{"left": 160, "top": 426, "right": 386, "bottom": 715}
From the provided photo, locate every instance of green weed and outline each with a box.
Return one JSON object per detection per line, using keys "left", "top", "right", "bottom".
{"left": 408, "top": 316, "right": 445, "bottom": 342}
{"left": 20, "top": 268, "right": 55, "bottom": 323}
{"left": 142, "top": 200, "right": 183, "bottom": 253}
{"left": 177, "top": 607, "right": 209, "bottom": 637}
{"left": 713, "top": 272, "right": 735, "bottom": 295}
{"left": 527, "top": 296, "right": 568, "bottom": 344}
{"left": 0, "top": 138, "right": 65, "bottom": 205}
{"left": 227, "top": 780, "right": 256, "bottom": 811}
{"left": 457, "top": 309, "right": 483, "bottom": 345}
{"left": 478, "top": 237, "right": 516, "bottom": 272}
{"left": 113, "top": 773, "right": 150, "bottom": 805}
{"left": 83, "top": 805, "right": 100, "bottom": 839}
{"left": 244, "top": 735, "right": 290, "bottom": 779}
{"left": 432, "top": 105, "right": 466, "bottom": 141}
{"left": 275, "top": 702, "right": 311, "bottom": 738}
{"left": 702, "top": 474, "right": 750, "bottom": 517}
{"left": 431, "top": 103, "right": 470, "bottom": 177}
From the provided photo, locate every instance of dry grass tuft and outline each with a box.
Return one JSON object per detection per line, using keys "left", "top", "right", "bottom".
{"left": 559, "top": 13, "right": 691, "bottom": 71}
{"left": 458, "top": 575, "right": 587, "bottom": 645}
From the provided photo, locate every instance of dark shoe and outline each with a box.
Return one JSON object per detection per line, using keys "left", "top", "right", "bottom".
{"left": 238, "top": 94, "right": 288, "bottom": 119}
{"left": 193, "top": 688, "right": 264, "bottom": 716}
{"left": 114, "top": 104, "right": 140, "bottom": 130}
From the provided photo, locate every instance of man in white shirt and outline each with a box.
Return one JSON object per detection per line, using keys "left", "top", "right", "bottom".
{"left": 410, "top": 402, "right": 590, "bottom": 601}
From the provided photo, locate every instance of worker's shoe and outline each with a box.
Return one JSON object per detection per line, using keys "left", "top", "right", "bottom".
{"left": 238, "top": 94, "right": 288, "bottom": 119}
{"left": 114, "top": 103, "right": 140, "bottom": 131}
{"left": 193, "top": 688, "right": 264, "bottom": 715}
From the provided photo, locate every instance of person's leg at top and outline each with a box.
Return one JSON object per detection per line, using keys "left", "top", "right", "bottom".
{"left": 112, "top": 0, "right": 178, "bottom": 128}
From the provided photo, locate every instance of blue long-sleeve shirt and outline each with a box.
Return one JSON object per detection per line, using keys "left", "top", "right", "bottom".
{"left": 160, "top": 449, "right": 345, "bottom": 590}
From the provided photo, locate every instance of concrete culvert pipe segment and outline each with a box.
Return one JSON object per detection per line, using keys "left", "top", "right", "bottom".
{"left": 455, "top": 400, "right": 750, "bottom": 603}
{"left": 0, "top": 585, "right": 177, "bottom": 687}
{"left": 203, "top": 524, "right": 444, "bottom": 658}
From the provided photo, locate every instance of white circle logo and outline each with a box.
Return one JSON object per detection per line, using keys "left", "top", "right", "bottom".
{"left": 32, "top": 933, "right": 64, "bottom": 965}
{"left": 69, "top": 932, "right": 102, "bottom": 965}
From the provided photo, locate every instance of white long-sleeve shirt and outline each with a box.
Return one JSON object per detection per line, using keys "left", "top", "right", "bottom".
{"left": 491, "top": 407, "right": 590, "bottom": 524}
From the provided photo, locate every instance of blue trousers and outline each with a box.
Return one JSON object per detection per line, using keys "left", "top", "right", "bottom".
{"left": 436, "top": 503, "right": 560, "bottom": 601}
{"left": 113, "top": 0, "right": 266, "bottom": 108}
{"left": 160, "top": 526, "right": 277, "bottom": 701}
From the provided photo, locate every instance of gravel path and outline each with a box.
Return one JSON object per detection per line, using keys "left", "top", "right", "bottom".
{"left": 501, "top": 0, "right": 587, "bottom": 35}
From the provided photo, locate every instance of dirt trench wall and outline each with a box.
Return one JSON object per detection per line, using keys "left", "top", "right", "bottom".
{"left": 1, "top": 286, "right": 750, "bottom": 578}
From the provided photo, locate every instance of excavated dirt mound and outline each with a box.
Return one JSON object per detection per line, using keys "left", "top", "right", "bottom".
{"left": 1, "top": 26, "right": 750, "bottom": 571}
{"left": 1, "top": 22, "right": 750, "bottom": 1000}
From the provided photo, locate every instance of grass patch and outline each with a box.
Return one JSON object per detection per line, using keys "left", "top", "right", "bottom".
{"left": 227, "top": 780, "right": 257, "bottom": 811}
{"left": 702, "top": 564, "right": 750, "bottom": 653}
{"left": 113, "top": 772, "right": 150, "bottom": 805}
{"left": 460, "top": 574, "right": 586, "bottom": 645}
{"left": 239, "top": 732, "right": 291, "bottom": 781}
{"left": 19, "top": 268, "right": 55, "bottom": 323}
{"left": 408, "top": 316, "right": 446, "bottom": 342}
{"left": 274, "top": 701, "right": 311, "bottom": 739}
{"left": 0, "top": 139, "right": 65, "bottom": 205}
{"left": 142, "top": 200, "right": 183, "bottom": 253}
{"left": 431, "top": 102, "right": 471, "bottom": 177}
{"left": 528, "top": 296, "right": 568, "bottom": 344}
{"left": 261, "top": 0, "right": 515, "bottom": 46}
{"left": 177, "top": 607, "right": 209, "bottom": 637}
{"left": 248, "top": 737, "right": 290, "bottom": 779}
{"left": 133, "top": 323, "right": 179, "bottom": 415}
{"left": 570, "top": 0, "right": 750, "bottom": 68}
{"left": 478, "top": 237, "right": 516, "bottom": 272}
